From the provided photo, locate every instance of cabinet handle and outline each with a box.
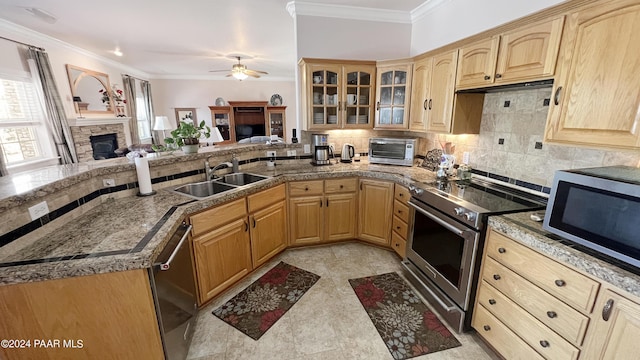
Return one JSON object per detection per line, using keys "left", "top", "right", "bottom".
{"left": 395, "top": 243, "right": 399, "bottom": 247}
{"left": 376, "top": 101, "right": 380, "bottom": 111}
{"left": 252, "top": 217, "right": 256, "bottom": 228}
{"left": 326, "top": 199, "right": 329, "bottom": 207}
{"left": 399, "top": 193, "right": 403, "bottom": 197}
{"left": 397, "top": 209, "right": 402, "bottom": 214}
{"left": 488, "top": 299, "right": 496, "bottom": 305}
{"left": 423, "top": 99, "right": 428, "bottom": 110}
{"left": 360, "top": 183, "right": 363, "bottom": 191}
{"left": 602, "top": 299, "right": 614, "bottom": 321}
{"left": 498, "top": 247, "right": 506, "bottom": 253}
{"left": 493, "top": 274, "right": 501, "bottom": 280}
{"left": 338, "top": 101, "right": 342, "bottom": 111}
{"left": 484, "top": 75, "right": 491, "bottom": 80}
{"left": 428, "top": 99, "right": 432, "bottom": 110}
{"left": 540, "top": 340, "right": 550, "bottom": 348}
{"left": 547, "top": 311, "right": 557, "bottom": 318}
{"left": 495, "top": 73, "right": 502, "bottom": 79}
{"left": 554, "top": 279, "right": 566, "bottom": 287}
{"left": 483, "top": 325, "right": 491, "bottom": 331}
{"left": 320, "top": 199, "right": 323, "bottom": 207}
{"left": 305, "top": 186, "right": 309, "bottom": 191}
{"left": 244, "top": 221, "right": 248, "bottom": 232}
{"left": 554, "top": 86, "right": 563, "bottom": 105}
{"left": 396, "top": 226, "right": 401, "bottom": 230}
{"left": 340, "top": 185, "right": 344, "bottom": 189}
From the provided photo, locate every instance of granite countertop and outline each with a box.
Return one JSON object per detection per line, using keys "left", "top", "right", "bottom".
{"left": 0, "top": 160, "right": 436, "bottom": 285}
{"left": 489, "top": 212, "right": 640, "bottom": 298}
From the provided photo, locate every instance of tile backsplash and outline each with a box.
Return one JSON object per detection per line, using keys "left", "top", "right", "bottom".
{"left": 302, "top": 87, "right": 640, "bottom": 188}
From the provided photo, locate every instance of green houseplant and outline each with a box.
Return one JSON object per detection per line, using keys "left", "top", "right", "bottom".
{"left": 165, "top": 120, "right": 211, "bottom": 154}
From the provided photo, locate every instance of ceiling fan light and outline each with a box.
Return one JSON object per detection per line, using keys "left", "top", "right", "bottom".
{"left": 232, "top": 71, "right": 248, "bottom": 80}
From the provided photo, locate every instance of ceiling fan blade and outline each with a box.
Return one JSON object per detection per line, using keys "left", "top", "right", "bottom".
{"left": 209, "top": 69, "right": 230, "bottom": 73}
{"left": 244, "top": 69, "right": 268, "bottom": 76}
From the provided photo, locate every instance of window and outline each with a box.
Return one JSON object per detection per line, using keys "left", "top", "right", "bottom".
{"left": 0, "top": 76, "right": 52, "bottom": 166}
{"left": 135, "top": 91, "right": 151, "bottom": 140}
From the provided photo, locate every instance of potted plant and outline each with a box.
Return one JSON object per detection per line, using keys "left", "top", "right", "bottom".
{"left": 165, "top": 120, "right": 211, "bottom": 154}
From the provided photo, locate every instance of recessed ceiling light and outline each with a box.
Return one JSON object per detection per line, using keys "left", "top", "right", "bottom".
{"left": 113, "top": 48, "right": 123, "bottom": 57}
{"left": 24, "top": 7, "right": 57, "bottom": 24}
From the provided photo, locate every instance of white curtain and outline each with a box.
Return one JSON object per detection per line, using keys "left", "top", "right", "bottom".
{"left": 140, "top": 79, "right": 156, "bottom": 144}
{"left": 27, "top": 47, "right": 77, "bottom": 164}
{"left": 122, "top": 75, "right": 140, "bottom": 144}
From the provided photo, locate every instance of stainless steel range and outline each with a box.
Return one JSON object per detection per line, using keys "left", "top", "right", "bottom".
{"left": 402, "top": 177, "right": 546, "bottom": 332}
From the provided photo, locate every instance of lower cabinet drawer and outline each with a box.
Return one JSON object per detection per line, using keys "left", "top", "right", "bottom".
{"left": 392, "top": 215, "right": 408, "bottom": 239}
{"left": 473, "top": 304, "right": 546, "bottom": 360}
{"left": 393, "top": 199, "right": 410, "bottom": 223}
{"left": 391, "top": 231, "right": 406, "bottom": 257}
{"left": 477, "top": 280, "right": 580, "bottom": 360}
{"left": 482, "top": 256, "right": 589, "bottom": 345}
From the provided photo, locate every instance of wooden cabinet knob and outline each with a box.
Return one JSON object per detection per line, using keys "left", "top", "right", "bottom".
{"left": 493, "top": 274, "right": 501, "bottom": 280}
{"left": 340, "top": 185, "right": 344, "bottom": 189}
{"left": 555, "top": 279, "right": 566, "bottom": 287}
{"left": 488, "top": 299, "right": 496, "bottom": 305}
{"left": 484, "top": 75, "right": 491, "bottom": 80}
{"left": 498, "top": 247, "right": 506, "bottom": 253}
{"left": 495, "top": 74, "right": 502, "bottom": 79}
{"left": 547, "top": 311, "right": 557, "bottom": 318}
{"left": 304, "top": 186, "right": 309, "bottom": 191}
{"left": 483, "top": 325, "right": 491, "bottom": 331}
{"left": 540, "top": 340, "right": 550, "bottom": 348}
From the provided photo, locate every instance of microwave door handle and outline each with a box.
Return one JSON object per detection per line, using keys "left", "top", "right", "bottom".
{"left": 408, "top": 201, "right": 466, "bottom": 237}
{"left": 159, "top": 224, "right": 193, "bottom": 271}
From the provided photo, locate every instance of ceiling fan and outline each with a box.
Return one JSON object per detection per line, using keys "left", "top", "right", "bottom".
{"left": 209, "top": 56, "right": 268, "bottom": 80}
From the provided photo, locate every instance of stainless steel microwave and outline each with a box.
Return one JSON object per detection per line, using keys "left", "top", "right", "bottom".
{"left": 543, "top": 166, "right": 640, "bottom": 269}
{"left": 368, "top": 138, "right": 416, "bottom": 166}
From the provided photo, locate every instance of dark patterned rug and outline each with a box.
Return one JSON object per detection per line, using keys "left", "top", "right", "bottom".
{"left": 212, "top": 261, "right": 320, "bottom": 340}
{"left": 349, "top": 272, "right": 461, "bottom": 359}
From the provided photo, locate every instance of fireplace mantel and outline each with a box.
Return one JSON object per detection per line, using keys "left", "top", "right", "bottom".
{"left": 69, "top": 117, "right": 132, "bottom": 146}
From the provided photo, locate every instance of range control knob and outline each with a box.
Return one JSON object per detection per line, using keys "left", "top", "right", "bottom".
{"left": 409, "top": 185, "right": 424, "bottom": 195}
{"left": 454, "top": 207, "right": 465, "bottom": 216}
{"left": 464, "top": 212, "right": 477, "bottom": 222}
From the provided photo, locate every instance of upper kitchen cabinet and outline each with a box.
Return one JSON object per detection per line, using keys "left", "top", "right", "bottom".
{"left": 545, "top": 0, "right": 640, "bottom": 149}
{"left": 456, "top": 17, "right": 564, "bottom": 89}
{"left": 409, "top": 57, "right": 432, "bottom": 132}
{"left": 375, "top": 61, "right": 413, "bottom": 129}
{"left": 421, "top": 50, "right": 484, "bottom": 134}
{"left": 299, "top": 58, "right": 376, "bottom": 130}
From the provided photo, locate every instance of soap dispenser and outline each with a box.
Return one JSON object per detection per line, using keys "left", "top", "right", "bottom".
{"left": 231, "top": 154, "right": 239, "bottom": 173}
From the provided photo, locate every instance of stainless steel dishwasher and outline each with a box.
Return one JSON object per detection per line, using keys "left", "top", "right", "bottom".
{"left": 149, "top": 222, "right": 197, "bottom": 360}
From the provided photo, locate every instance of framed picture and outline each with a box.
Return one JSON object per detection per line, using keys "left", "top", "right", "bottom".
{"left": 175, "top": 108, "right": 197, "bottom": 126}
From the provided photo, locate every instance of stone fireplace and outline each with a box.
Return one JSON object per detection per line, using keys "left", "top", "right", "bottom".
{"left": 70, "top": 118, "right": 132, "bottom": 162}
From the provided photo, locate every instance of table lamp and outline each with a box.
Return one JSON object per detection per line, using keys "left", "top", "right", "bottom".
{"left": 153, "top": 116, "right": 175, "bottom": 143}
{"left": 201, "top": 126, "right": 225, "bottom": 147}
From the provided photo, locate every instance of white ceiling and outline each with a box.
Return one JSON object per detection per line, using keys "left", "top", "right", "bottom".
{"left": 0, "top": 0, "right": 428, "bottom": 80}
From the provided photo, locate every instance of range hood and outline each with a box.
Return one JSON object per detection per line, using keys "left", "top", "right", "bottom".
{"left": 456, "top": 79, "right": 553, "bottom": 94}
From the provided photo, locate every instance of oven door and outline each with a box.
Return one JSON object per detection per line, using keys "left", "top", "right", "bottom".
{"left": 406, "top": 199, "right": 480, "bottom": 311}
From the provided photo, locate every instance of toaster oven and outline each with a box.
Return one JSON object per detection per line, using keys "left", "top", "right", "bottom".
{"left": 368, "top": 138, "right": 416, "bottom": 166}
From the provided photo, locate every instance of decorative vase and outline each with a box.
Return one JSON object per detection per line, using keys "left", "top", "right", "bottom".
{"left": 181, "top": 144, "right": 199, "bottom": 154}
{"left": 115, "top": 104, "right": 126, "bottom": 117}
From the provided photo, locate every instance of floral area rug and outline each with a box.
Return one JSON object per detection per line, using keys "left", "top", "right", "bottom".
{"left": 349, "top": 272, "right": 461, "bottom": 359}
{"left": 212, "top": 261, "right": 320, "bottom": 340}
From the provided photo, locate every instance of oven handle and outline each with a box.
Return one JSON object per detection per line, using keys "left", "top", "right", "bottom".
{"left": 408, "top": 200, "right": 468, "bottom": 237}
{"left": 402, "top": 261, "right": 458, "bottom": 312}
{"left": 160, "top": 224, "right": 193, "bottom": 271}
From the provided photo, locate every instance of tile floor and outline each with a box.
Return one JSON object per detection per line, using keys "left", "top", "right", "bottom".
{"left": 187, "top": 242, "right": 500, "bottom": 360}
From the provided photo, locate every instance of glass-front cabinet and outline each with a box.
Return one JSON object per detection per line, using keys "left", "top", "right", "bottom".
{"left": 266, "top": 106, "right": 286, "bottom": 138}
{"left": 375, "top": 62, "right": 413, "bottom": 129}
{"left": 208, "top": 106, "right": 234, "bottom": 144}
{"left": 300, "top": 59, "right": 376, "bottom": 130}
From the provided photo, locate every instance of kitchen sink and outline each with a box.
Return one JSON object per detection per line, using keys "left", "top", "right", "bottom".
{"left": 215, "top": 173, "right": 270, "bottom": 186}
{"left": 173, "top": 180, "right": 237, "bottom": 198}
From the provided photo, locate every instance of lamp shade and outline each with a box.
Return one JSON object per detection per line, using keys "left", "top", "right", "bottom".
{"left": 210, "top": 126, "right": 224, "bottom": 143}
{"left": 153, "top": 116, "right": 174, "bottom": 131}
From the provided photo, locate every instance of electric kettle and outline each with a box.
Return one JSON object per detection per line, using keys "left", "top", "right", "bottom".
{"left": 340, "top": 143, "right": 355, "bottom": 163}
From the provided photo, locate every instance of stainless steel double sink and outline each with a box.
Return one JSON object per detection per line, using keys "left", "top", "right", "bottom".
{"left": 172, "top": 173, "right": 270, "bottom": 199}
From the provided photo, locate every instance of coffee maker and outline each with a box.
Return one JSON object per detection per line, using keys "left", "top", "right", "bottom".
{"left": 311, "top": 134, "right": 332, "bottom": 166}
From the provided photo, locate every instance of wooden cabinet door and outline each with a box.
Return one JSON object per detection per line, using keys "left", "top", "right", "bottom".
{"left": 409, "top": 57, "right": 432, "bottom": 131}
{"left": 582, "top": 289, "right": 640, "bottom": 360}
{"left": 375, "top": 63, "right": 412, "bottom": 129}
{"left": 456, "top": 37, "right": 499, "bottom": 89}
{"left": 342, "top": 64, "right": 376, "bottom": 128}
{"left": 427, "top": 50, "right": 458, "bottom": 133}
{"left": 193, "top": 218, "right": 252, "bottom": 304}
{"left": 250, "top": 200, "right": 287, "bottom": 267}
{"left": 495, "top": 17, "right": 564, "bottom": 83}
{"left": 358, "top": 179, "right": 393, "bottom": 245}
{"left": 289, "top": 196, "right": 323, "bottom": 245}
{"left": 545, "top": 1, "right": 640, "bottom": 149}
{"left": 325, "top": 193, "right": 357, "bottom": 242}
{"left": 306, "top": 63, "right": 343, "bottom": 130}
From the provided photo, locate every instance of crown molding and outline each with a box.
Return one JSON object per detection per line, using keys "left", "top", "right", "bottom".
{"left": 0, "top": 19, "right": 150, "bottom": 79}
{"left": 411, "top": 0, "right": 451, "bottom": 23}
{"left": 150, "top": 74, "right": 295, "bottom": 82}
{"left": 286, "top": 1, "right": 411, "bottom": 24}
